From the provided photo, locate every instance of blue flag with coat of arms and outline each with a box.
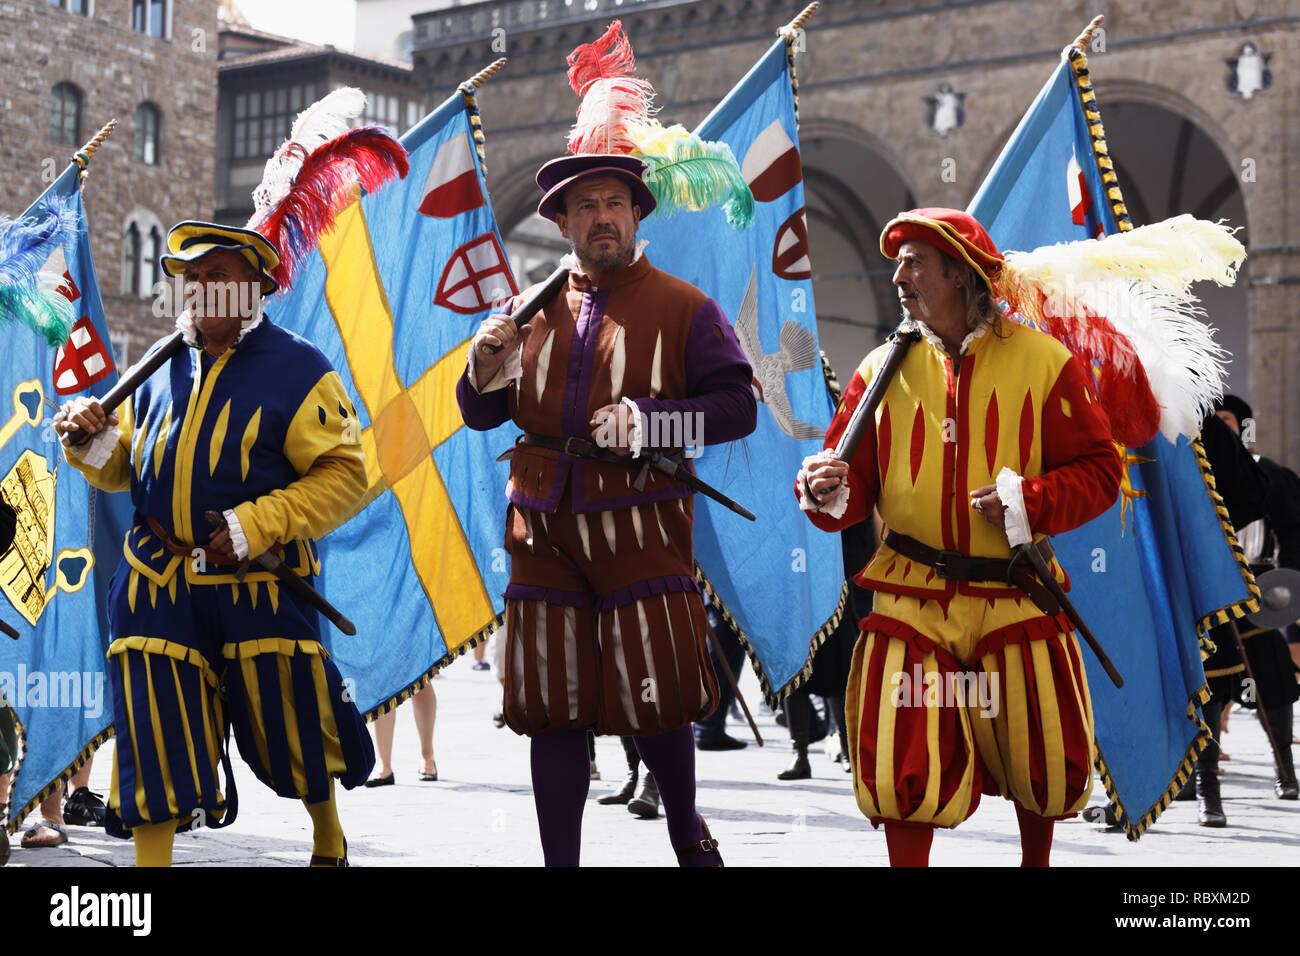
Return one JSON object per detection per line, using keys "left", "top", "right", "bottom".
{"left": 0, "top": 164, "right": 131, "bottom": 832}
{"left": 270, "top": 89, "right": 517, "bottom": 716}
{"left": 968, "top": 51, "right": 1257, "bottom": 837}
{"left": 637, "top": 38, "right": 845, "bottom": 702}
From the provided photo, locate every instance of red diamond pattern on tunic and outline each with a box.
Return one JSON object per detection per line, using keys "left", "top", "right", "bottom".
{"left": 878, "top": 403, "right": 892, "bottom": 483}
{"left": 984, "top": 388, "right": 1000, "bottom": 477}
{"left": 1019, "top": 391, "right": 1036, "bottom": 472}
{"left": 909, "top": 403, "right": 926, "bottom": 487}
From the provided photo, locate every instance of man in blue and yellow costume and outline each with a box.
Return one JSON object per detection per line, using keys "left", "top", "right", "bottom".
{"left": 797, "top": 209, "right": 1122, "bottom": 867}
{"left": 54, "top": 221, "right": 374, "bottom": 867}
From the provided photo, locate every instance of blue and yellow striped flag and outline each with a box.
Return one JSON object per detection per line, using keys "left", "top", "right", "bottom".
{"left": 272, "top": 89, "right": 517, "bottom": 715}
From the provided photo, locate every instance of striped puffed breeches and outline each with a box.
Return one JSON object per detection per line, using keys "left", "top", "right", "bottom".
{"left": 845, "top": 591, "right": 1096, "bottom": 828}
{"left": 103, "top": 562, "right": 374, "bottom": 836}
{"left": 501, "top": 489, "right": 720, "bottom": 737}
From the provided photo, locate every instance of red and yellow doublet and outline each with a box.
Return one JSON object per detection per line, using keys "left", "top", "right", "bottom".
{"left": 800, "top": 320, "right": 1121, "bottom": 827}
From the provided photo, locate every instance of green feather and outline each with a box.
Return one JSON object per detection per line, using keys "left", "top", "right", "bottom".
{"left": 0, "top": 272, "right": 76, "bottom": 347}
{"left": 637, "top": 135, "right": 754, "bottom": 230}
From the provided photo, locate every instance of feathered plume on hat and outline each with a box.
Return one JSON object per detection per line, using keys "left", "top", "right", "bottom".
{"left": 0, "top": 193, "right": 80, "bottom": 346}
{"left": 564, "top": 21, "right": 753, "bottom": 229}
{"left": 996, "top": 216, "right": 1246, "bottom": 445}
{"left": 247, "top": 87, "right": 410, "bottom": 291}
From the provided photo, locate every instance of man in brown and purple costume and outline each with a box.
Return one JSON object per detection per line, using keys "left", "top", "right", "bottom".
{"left": 456, "top": 153, "right": 756, "bottom": 866}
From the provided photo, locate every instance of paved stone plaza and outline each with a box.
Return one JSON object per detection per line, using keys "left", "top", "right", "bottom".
{"left": 7, "top": 655, "right": 1298, "bottom": 868}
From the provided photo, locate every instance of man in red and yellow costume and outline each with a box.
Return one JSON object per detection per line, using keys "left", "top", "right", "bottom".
{"left": 796, "top": 208, "right": 1121, "bottom": 866}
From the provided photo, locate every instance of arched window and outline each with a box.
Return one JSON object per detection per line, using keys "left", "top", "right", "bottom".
{"left": 50, "top": 83, "right": 81, "bottom": 145}
{"left": 144, "top": 225, "right": 162, "bottom": 296}
{"left": 135, "top": 103, "right": 161, "bottom": 165}
{"left": 122, "top": 222, "right": 141, "bottom": 295}
{"left": 121, "top": 212, "right": 164, "bottom": 298}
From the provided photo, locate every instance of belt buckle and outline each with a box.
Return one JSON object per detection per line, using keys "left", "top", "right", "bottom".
{"left": 933, "top": 550, "right": 962, "bottom": 579}
{"left": 562, "top": 436, "right": 585, "bottom": 456}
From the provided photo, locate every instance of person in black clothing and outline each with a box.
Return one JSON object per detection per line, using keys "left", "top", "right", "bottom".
{"left": 1203, "top": 397, "right": 1300, "bottom": 808}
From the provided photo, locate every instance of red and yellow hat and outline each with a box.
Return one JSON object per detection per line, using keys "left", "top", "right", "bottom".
{"left": 880, "top": 208, "right": 1003, "bottom": 293}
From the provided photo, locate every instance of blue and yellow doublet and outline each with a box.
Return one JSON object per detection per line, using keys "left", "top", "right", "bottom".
{"left": 65, "top": 317, "right": 374, "bottom": 834}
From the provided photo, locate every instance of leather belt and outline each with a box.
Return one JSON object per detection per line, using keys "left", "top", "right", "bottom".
{"left": 146, "top": 516, "right": 282, "bottom": 569}
{"left": 515, "top": 433, "right": 685, "bottom": 492}
{"left": 883, "top": 530, "right": 1061, "bottom": 615}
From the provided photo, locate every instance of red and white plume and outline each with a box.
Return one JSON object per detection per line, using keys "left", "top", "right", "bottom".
{"left": 247, "top": 87, "right": 409, "bottom": 290}
{"left": 997, "top": 216, "right": 1246, "bottom": 445}
{"left": 565, "top": 20, "right": 656, "bottom": 155}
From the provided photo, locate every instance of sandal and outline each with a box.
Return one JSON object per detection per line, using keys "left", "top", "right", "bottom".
{"left": 674, "top": 816, "right": 723, "bottom": 867}
{"left": 20, "top": 819, "right": 68, "bottom": 848}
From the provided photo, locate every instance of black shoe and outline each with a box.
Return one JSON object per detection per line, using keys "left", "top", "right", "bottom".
{"left": 1081, "top": 803, "right": 1124, "bottom": 832}
{"left": 696, "top": 733, "right": 747, "bottom": 751}
{"left": 597, "top": 769, "right": 638, "bottom": 805}
{"left": 63, "top": 787, "right": 107, "bottom": 827}
{"left": 364, "top": 772, "right": 395, "bottom": 788}
{"left": 1275, "top": 776, "right": 1299, "bottom": 800}
{"left": 777, "top": 753, "right": 811, "bottom": 780}
{"left": 1196, "top": 764, "right": 1227, "bottom": 827}
{"left": 628, "top": 772, "right": 660, "bottom": 819}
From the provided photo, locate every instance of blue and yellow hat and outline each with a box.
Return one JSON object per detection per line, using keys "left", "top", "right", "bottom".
{"left": 159, "top": 221, "right": 281, "bottom": 296}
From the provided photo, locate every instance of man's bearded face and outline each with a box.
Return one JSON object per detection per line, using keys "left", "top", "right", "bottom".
{"left": 556, "top": 176, "right": 641, "bottom": 275}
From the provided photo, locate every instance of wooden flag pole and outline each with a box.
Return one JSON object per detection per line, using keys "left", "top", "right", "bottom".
{"left": 73, "top": 118, "right": 118, "bottom": 186}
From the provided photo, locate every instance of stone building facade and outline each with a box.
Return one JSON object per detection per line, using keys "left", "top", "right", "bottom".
{"left": 0, "top": 0, "right": 219, "bottom": 359}
{"left": 216, "top": 23, "right": 424, "bottom": 224}
{"left": 412, "top": 0, "right": 1300, "bottom": 468}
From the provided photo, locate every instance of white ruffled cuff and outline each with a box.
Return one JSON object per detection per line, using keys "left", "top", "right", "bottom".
{"left": 796, "top": 468, "right": 850, "bottom": 519}
{"left": 995, "top": 466, "right": 1032, "bottom": 547}
{"left": 224, "top": 508, "right": 250, "bottom": 561}
{"left": 65, "top": 426, "right": 120, "bottom": 470}
{"left": 466, "top": 336, "right": 522, "bottom": 394}
{"left": 623, "top": 397, "right": 646, "bottom": 457}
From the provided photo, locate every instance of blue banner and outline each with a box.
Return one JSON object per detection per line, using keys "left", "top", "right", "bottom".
{"left": 969, "top": 56, "right": 1255, "bottom": 837}
{"left": 1, "top": 165, "right": 130, "bottom": 830}
{"left": 637, "top": 40, "right": 844, "bottom": 701}
{"left": 271, "top": 93, "right": 516, "bottom": 715}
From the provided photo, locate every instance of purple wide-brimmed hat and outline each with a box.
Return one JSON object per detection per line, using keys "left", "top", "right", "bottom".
{"left": 536, "top": 153, "right": 657, "bottom": 222}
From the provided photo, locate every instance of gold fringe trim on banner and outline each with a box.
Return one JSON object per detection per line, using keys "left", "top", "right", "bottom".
{"left": 362, "top": 613, "right": 504, "bottom": 723}
{"left": 457, "top": 58, "right": 506, "bottom": 182}
{"left": 1065, "top": 43, "right": 1133, "bottom": 234}
{"left": 1094, "top": 682, "right": 1213, "bottom": 841}
{"left": 5, "top": 709, "right": 115, "bottom": 836}
{"left": 778, "top": 3, "right": 819, "bottom": 127}
{"left": 1190, "top": 435, "right": 1261, "bottom": 636}
{"left": 695, "top": 563, "right": 849, "bottom": 709}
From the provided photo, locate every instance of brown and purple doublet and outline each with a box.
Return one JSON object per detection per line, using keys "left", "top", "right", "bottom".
{"left": 457, "top": 253, "right": 756, "bottom": 735}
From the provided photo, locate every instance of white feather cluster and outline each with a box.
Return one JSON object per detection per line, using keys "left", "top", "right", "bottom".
{"left": 251, "top": 87, "right": 368, "bottom": 218}
{"left": 999, "top": 216, "right": 1246, "bottom": 442}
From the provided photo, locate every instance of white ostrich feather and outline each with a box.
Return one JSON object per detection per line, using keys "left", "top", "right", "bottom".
{"left": 998, "top": 216, "right": 1246, "bottom": 442}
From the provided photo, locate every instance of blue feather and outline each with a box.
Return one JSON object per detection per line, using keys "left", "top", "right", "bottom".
{"left": 0, "top": 193, "right": 81, "bottom": 345}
